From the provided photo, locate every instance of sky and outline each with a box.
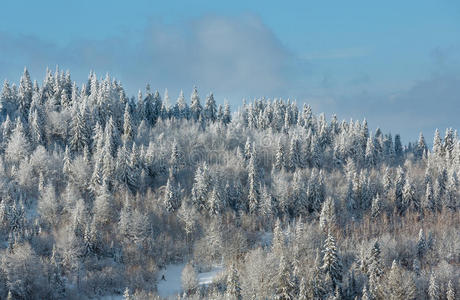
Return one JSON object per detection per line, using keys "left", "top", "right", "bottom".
{"left": 1, "top": 1, "right": 459, "bottom": 141}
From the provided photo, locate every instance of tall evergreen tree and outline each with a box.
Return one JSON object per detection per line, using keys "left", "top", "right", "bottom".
{"left": 428, "top": 272, "right": 440, "bottom": 300}
{"left": 247, "top": 151, "right": 260, "bottom": 215}
{"left": 321, "top": 231, "right": 342, "bottom": 289}
{"left": 204, "top": 93, "right": 217, "bottom": 123}
{"left": 274, "top": 255, "right": 295, "bottom": 300}
{"left": 191, "top": 163, "right": 212, "bottom": 211}
{"left": 190, "top": 86, "right": 202, "bottom": 121}
{"left": 70, "top": 102, "right": 91, "bottom": 153}
{"left": 222, "top": 100, "right": 231, "bottom": 125}
{"left": 226, "top": 264, "right": 242, "bottom": 300}
{"left": 18, "top": 68, "right": 33, "bottom": 120}
{"left": 122, "top": 102, "right": 134, "bottom": 143}
{"left": 319, "top": 197, "right": 336, "bottom": 231}
{"left": 446, "top": 280, "right": 455, "bottom": 300}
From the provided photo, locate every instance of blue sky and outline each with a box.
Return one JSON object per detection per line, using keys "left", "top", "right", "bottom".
{"left": 1, "top": 1, "right": 460, "bottom": 141}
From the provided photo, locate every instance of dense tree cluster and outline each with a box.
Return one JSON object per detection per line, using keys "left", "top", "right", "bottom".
{"left": 0, "top": 68, "right": 458, "bottom": 299}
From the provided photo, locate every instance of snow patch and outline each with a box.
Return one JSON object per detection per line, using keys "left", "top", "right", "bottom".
{"left": 157, "top": 263, "right": 186, "bottom": 299}
{"left": 197, "top": 265, "right": 224, "bottom": 285}
{"left": 157, "top": 263, "right": 224, "bottom": 298}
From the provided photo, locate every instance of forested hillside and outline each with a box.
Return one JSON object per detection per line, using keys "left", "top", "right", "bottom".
{"left": 0, "top": 68, "right": 458, "bottom": 299}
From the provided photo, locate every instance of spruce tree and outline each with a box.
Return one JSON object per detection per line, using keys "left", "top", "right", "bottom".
{"left": 226, "top": 264, "right": 242, "bottom": 300}
{"left": 416, "top": 132, "right": 427, "bottom": 159}
{"left": 169, "top": 141, "right": 182, "bottom": 178}
{"left": 274, "top": 255, "right": 295, "bottom": 300}
{"left": 164, "top": 175, "right": 180, "bottom": 213}
{"left": 204, "top": 93, "right": 217, "bottom": 123}
{"left": 208, "top": 187, "right": 221, "bottom": 216}
{"left": 368, "top": 241, "right": 384, "bottom": 298}
{"left": 433, "top": 129, "right": 443, "bottom": 158}
{"left": 247, "top": 152, "right": 260, "bottom": 215}
{"left": 428, "top": 272, "right": 440, "bottom": 300}
{"left": 123, "top": 287, "right": 131, "bottom": 300}
{"left": 18, "top": 67, "right": 33, "bottom": 120}
{"left": 222, "top": 100, "right": 231, "bottom": 125}
{"left": 321, "top": 231, "right": 342, "bottom": 289}
{"left": 298, "top": 277, "right": 308, "bottom": 300}
{"left": 423, "top": 182, "right": 436, "bottom": 212}
{"left": 190, "top": 86, "right": 202, "bottom": 121}
{"left": 191, "top": 163, "right": 212, "bottom": 211}
{"left": 417, "top": 228, "right": 426, "bottom": 258}
{"left": 319, "top": 197, "right": 336, "bottom": 231}
{"left": 371, "top": 194, "right": 382, "bottom": 219}
{"left": 122, "top": 102, "right": 134, "bottom": 143}
{"left": 402, "top": 178, "right": 417, "bottom": 213}
{"left": 446, "top": 280, "right": 455, "bottom": 300}
{"left": 274, "top": 138, "right": 285, "bottom": 171}
{"left": 176, "top": 90, "right": 189, "bottom": 119}
{"left": 394, "top": 166, "right": 406, "bottom": 214}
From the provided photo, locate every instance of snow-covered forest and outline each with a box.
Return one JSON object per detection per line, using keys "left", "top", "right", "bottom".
{"left": 0, "top": 68, "right": 458, "bottom": 299}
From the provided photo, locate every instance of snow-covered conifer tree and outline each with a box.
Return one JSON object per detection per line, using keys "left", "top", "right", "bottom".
{"left": 18, "top": 67, "right": 33, "bottom": 120}
{"left": 321, "top": 231, "right": 342, "bottom": 288}
{"left": 190, "top": 86, "right": 202, "bottom": 121}
{"left": 204, "top": 93, "right": 217, "bottom": 123}
{"left": 446, "top": 280, "right": 455, "bottom": 300}
{"left": 319, "top": 197, "right": 336, "bottom": 231}
{"left": 226, "top": 264, "right": 242, "bottom": 300}
{"left": 428, "top": 272, "right": 440, "bottom": 300}
{"left": 274, "top": 254, "right": 295, "bottom": 300}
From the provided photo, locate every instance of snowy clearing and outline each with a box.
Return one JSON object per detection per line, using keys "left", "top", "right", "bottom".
{"left": 197, "top": 265, "right": 224, "bottom": 285}
{"left": 157, "top": 263, "right": 186, "bottom": 299}
{"left": 157, "top": 263, "right": 224, "bottom": 298}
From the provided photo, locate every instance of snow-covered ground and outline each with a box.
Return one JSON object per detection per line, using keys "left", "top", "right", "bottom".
{"left": 197, "top": 265, "right": 223, "bottom": 285}
{"left": 157, "top": 263, "right": 224, "bottom": 299}
{"left": 99, "top": 296, "right": 123, "bottom": 300}
{"left": 157, "top": 263, "right": 186, "bottom": 299}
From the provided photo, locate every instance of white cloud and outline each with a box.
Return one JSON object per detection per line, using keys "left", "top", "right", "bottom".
{"left": 0, "top": 14, "right": 296, "bottom": 98}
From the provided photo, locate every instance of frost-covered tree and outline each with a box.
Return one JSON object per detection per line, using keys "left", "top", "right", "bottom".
{"left": 190, "top": 87, "right": 202, "bottom": 121}
{"left": 274, "top": 255, "right": 295, "bottom": 300}
{"left": 1, "top": 242, "right": 47, "bottom": 299}
{"left": 123, "top": 287, "right": 131, "bottom": 300}
{"left": 385, "top": 260, "right": 416, "bottom": 300}
{"left": 394, "top": 166, "right": 406, "bottom": 214}
{"left": 175, "top": 90, "right": 189, "bottom": 119}
{"left": 402, "top": 178, "right": 417, "bottom": 213}
{"left": 416, "top": 132, "right": 427, "bottom": 159}
{"left": 321, "top": 231, "right": 342, "bottom": 289}
{"left": 222, "top": 100, "right": 231, "bottom": 125}
{"left": 93, "top": 182, "right": 114, "bottom": 225}
{"left": 18, "top": 67, "right": 33, "bottom": 120}
{"left": 368, "top": 241, "right": 384, "bottom": 298}
{"left": 38, "top": 184, "right": 61, "bottom": 227}
{"left": 226, "top": 264, "right": 242, "bottom": 300}
{"left": 164, "top": 175, "right": 181, "bottom": 213}
{"left": 274, "top": 138, "right": 285, "bottom": 171}
{"left": 5, "top": 119, "right": 30, "bottom": 163}
{"left": 182, "top": 263, "right": 198, "bottom": 295}
{"left": 169, "top": 141, "right": 182, "bottom": 178}
{"left": 446, "top": 280, "right": 455, "bottom": 300}
{"left": 122, "top": 102, "right": 134, "bottom": 143}
{"left": 191, "top": 163, "right": 212, "bottom": 211}
{"left": 204, "top": 93, "right": 217, "bottom": 123}
{"left": 428, "top": 272, "right": 440, "bottom": 300}
{"left": 371, "top": 194, "right": 382, "bottom": 218}
{"left": 70, "top": 102, "right": 91, "bottom": 153}
{"left": 247, "top": 151, "right": 260, "bottom": 214}
{"left": 417, "top": 228, "right": 426, "bottom": 258}
{"left": 433, "top": 129, "right": 443, "bottom": 158}
{"left": 319, "top": 197, "right": 336, "bottom": 231}
{"left": 423, "top": 182, "right": 436, "bottom": 212}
